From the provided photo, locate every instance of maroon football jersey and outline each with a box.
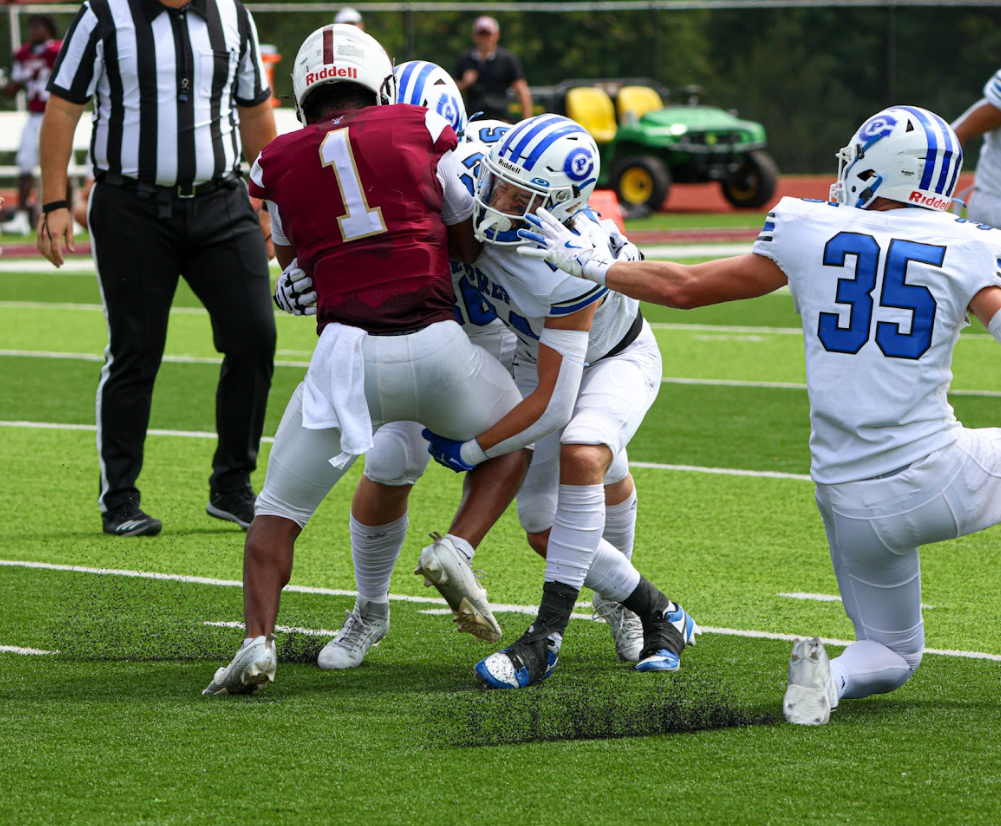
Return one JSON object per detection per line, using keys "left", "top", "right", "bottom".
{"left": 13, "top": 40, "right": 60, "bottom": 113}
{"left": 249, "top": 105, "right": 459, "bottom": 335}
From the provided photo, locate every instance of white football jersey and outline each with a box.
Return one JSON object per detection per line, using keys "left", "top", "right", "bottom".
{"left": 451, "top": 137, "right": 637, "bottom": 361}
{"left": 754, "top": 197, "right": 1001, "bottom": 484}
{"left": 468, "top": 237, "right": 640, "bottom": 363}
{"left": 970, "top": 70, "right": 1001, "bottom": 198}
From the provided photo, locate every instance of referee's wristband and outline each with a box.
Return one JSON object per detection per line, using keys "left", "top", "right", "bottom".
{"left": 42, "top": 200, "right": 69, "bottom": 214}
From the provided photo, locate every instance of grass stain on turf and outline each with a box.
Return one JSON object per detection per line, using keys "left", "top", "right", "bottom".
{"left": 425, "top": 668, "right": 777, "bottom": 747}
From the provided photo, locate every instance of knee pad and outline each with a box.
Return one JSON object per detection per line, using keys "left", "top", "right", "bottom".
{"left": 363, "top": 421, "right": 431, "bottom": 487}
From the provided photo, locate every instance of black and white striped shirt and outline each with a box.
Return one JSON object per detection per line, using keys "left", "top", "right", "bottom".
{"left": 48, "top": 0, "right": 270, "bottom": 187}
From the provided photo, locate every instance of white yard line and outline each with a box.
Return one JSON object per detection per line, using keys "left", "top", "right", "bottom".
{"left": 1, "top": 558, "right": 996, "bottom": 662}
{"left": 0, "top": 645, "right": 59, "bottom": 656}
{"left": 203, "top": 621, "right": 340, "bottom": 637}
{"left": 779, "top": 592, "right": 934, "bottom": 610}
{"left": 628, "top": 460, "right": 811, "bottom": 481}
{"left": 0, "top": 248, "right": 744, "bottom": 275}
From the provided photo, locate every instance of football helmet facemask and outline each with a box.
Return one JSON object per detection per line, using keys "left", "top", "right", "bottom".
{"left": 292, "top": 24, "right": 396, "bottom": 124}
{"left": 394, "top": 60, "right": 466, "bottom": 138}
{"left": 830, "top": 105, "right": 962, "bottom": 211}
{"left": 474, "top": 114, "right": 600, "bottom": 245}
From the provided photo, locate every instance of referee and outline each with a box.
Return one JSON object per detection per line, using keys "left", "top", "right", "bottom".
{"left": 38, "top": 0, "right": 278, "bottom": 537}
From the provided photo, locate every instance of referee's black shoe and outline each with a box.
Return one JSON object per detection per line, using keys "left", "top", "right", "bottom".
{"left": 207, "top": 488, "right": 256, "bottom": 530}
{"left": 102, "top": 503, "right": 163, "bottom": 537}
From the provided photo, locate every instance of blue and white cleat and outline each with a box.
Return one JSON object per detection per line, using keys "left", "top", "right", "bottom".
{"left": 635, "top": 602, "right": 700, "bottom": 673}
{"left": 474, "top": 630, "right": 562, "bottom": 689}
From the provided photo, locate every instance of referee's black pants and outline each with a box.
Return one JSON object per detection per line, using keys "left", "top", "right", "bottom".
{"left": 90, "top": 180, "right": 276, "bottom": 514}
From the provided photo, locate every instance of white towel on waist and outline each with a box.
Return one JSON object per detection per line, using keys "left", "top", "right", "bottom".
{"left": 302, "top": 322, "right": 373, "bottom": 469}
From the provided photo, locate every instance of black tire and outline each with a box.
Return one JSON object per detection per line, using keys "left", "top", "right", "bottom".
{"left": 611, "top": 155, "right": 672, "bottom": 210}
{"left": 721, "top": 149, "right": 780, "bottom": 209}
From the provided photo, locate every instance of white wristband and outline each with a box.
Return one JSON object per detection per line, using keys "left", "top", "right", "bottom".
{"left": 460, "top": 439, "right": 489, "bottom": 466}
{"left": 581, "top": 257, "right": 610, "bottom": 287}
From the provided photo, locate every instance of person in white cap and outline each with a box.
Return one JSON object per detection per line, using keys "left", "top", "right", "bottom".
{"left": 333, "top": 7, "right": 364, "bottom": 29}
{"left": 454, "top": 15, "right": 531, "bottom": 122}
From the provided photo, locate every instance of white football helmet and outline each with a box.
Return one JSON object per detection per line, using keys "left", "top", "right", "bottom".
{"left": 464, "top": 117, "right": 512, "bottom": 145}
{"left": 830, "top": 105, "right": 963, "bottom": 211}
{"left": 292, "top": 24, "right": 396, "bottom": 124}
{"left": 394, "top": 60, "right": 466, "bottom": 137}
{"left": 474, "top": 114, "right": 600, "bottom": 245}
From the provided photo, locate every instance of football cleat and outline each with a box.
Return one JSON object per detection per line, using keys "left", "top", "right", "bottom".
{"left": 203, "top": 634, "right": 277, "bottom": 696}
{"left": 635, "top": 602, "right": 700, "bottom": 673}
{"left": 592, "top": 592, "right": 644, "bottom": 662}
{"left": 783, "top": 636, "right": 839, "bottom": 725}
{"left": 474, "top": 628, "right": 562, "bottom": 689}
{"left": 414, "top": 532, "right": 502, "bottom": 642}
{"left": 317, "top": 599, "right": 390, "bottom": 670}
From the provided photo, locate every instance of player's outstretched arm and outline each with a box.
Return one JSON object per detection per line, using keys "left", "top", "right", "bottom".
{"left": 601, "top": 253, "right": 789, "bottom": 309}
{"left": 424, "top": 306, "right": 593, "bottom": 472}
{"left": 952, "top": 100, "right": 1001, "bottom": 146}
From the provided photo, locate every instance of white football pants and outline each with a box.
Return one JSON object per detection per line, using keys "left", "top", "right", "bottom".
{"left": 256, "top": 321, "right": 522, "bottom": 526}
{"left": 815, "top": 427, "right": 1001, "bottom": 700}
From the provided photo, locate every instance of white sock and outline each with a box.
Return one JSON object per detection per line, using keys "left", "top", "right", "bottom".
{"left": 544, "top": 484, "right": 605, "bottom": 590}
{"left": 584, "top": 538, "right": 641, "bottom": 603}
{"left": 445, "top": 533, "right": 475, "bottom": 563}
{"left": 602, "top": 489, "right": 637, "bottom": 561}
{"left": 351, "top": 511, "right": 409, "bottom": 602}
{"left": 830, "top": 639, "right": 915, "bottom": 700}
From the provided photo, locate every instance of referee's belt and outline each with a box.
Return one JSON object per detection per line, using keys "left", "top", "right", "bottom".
{"left": 96, "top": 171, "right": 241, "bottom": 200}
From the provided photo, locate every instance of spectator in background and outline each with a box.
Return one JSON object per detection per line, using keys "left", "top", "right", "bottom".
{"left": 38, "top": 0, "right": 277, "bottom": 537}
{"left": 334, "top": 7, "right": 364, "bottom": 29}
{"left": 4, "top": 14, "right": 61, "bottom": 235}
{"left": 953, "top": 69, "right": 1001, "bottom": 227}
{"left": 454, "top": 16, "right": 531, "bottom": 123}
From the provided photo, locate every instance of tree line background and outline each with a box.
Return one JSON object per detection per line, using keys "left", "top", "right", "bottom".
{"left": 3, "top": 2, "right": 1001, "bottom": 174}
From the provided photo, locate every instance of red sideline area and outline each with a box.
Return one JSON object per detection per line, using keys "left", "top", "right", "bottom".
{"left": 1, "top": 173, "right": 977, "bottom": 256}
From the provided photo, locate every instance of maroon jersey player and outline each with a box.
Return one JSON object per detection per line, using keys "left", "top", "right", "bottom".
{"left": 249, "top": 103, "right": 469, "bottom": 333}
{"left": 204, "top": 24, "right": 527, "bottom": 696}
{"left": 5, "top": 15, "right": 61, "bottom": 233}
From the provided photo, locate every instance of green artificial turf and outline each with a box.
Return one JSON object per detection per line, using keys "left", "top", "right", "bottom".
{"left": 2, "top": 217, "right": 1001, "bottom": 825}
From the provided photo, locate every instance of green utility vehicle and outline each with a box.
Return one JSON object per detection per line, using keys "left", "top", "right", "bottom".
{"left": 528, "top": 78, "right": 779, "bottom": 211}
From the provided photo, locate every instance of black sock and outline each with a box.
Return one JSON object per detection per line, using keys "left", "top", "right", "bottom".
{"left": 621, "top": 577, "right": 684, "bottom": 657}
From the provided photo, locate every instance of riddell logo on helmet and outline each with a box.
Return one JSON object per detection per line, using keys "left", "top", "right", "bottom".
{"left": 909, "top": 191, "right": 950, "bottom": 210}
{"left": 305, "top": 65, "right": 358, "bottom": 86}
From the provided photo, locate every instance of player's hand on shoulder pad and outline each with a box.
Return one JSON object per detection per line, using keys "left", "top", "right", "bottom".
{"left": 515, "top": 208, "right": 614, "bottom": 285}
{"left": 273, "top": 257, "right": 317, "bottom": 316}
{"left": 421, "top": 428, "right": 478, "bottom": 473}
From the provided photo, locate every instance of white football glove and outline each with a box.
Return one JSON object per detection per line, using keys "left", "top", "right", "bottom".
{"left": 516, "top": 208, "right": 615, "bottom": 285}
{"left": 597, "top": 217, "right": 643, "bottom": 262}
{"left": 273, "top": 258, "right": 317, "bottom": 316}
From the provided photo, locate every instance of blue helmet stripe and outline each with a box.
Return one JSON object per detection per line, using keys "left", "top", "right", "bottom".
{"left": 899, "top": 106, "right": 939, "bottom": 193}
{"left": 946, "top": 144, "right": 964, "bottom": 197}
{"left": 396, "top": 61, "right": 422, "bottom": 102}
{"left": 497, "top": 118, "right": 542, "bottom": 160}
{"left": 522, "top": 123, "right": 589, "bottom": 170}
{"left": 409, "top": 62, "right": 437, "bottom": 106}
{"left": 934, "top": 114, "right": 959, "bottom": 195}
{"left": 502, "top": 115, "right": 567, "bottom": 164}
